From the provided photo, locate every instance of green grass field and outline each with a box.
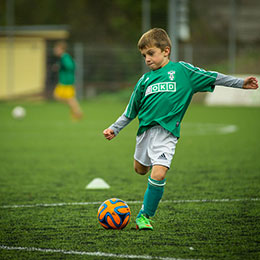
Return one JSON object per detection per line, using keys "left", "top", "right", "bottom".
{"left": 0, "top": 95, "right": 260, "bottom": 260}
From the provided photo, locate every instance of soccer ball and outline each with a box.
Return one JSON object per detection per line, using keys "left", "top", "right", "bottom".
{"left": 12, "top": 106, "right": 26, "bottom": 119}
{"left": 97, "top": 198, "right": 131, "bottom": 229}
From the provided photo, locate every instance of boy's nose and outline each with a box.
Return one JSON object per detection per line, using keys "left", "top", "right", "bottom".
{"left": 145, "top": 56, "right": 151, "bottom": 62}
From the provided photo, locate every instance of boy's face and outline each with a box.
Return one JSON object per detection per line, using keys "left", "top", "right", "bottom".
{"left": 141, "top": 46, "right": 170, "bottom": 70}
{"left": 53, "top": 45, "right": 64, "bottom": 57}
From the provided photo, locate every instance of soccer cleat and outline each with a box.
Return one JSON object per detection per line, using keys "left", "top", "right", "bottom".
{"left": 135, "top": 214, "right": 153, "bottom": 230}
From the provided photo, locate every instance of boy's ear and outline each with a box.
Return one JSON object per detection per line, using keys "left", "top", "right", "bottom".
{"left": 164, "top": 46, "right": 171, "bottom": 57}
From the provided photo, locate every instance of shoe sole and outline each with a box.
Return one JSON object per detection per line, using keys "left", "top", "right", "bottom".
{"left": 136, "top": 224, "right": 153, "bottom": 231}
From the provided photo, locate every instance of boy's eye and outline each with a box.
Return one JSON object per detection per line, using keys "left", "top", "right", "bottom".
{"left": 147, "top": 50, "right": 154, "bottom": 56}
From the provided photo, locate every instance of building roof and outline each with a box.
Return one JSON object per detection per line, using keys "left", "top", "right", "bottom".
{"left": 0, "top": 25, "right": 69, "bottom": 39}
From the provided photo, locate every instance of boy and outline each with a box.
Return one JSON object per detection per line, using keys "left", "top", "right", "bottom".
{"left": 53, "top": 41, "right": 83, "bottom": 120}
{"left": 103, "top": 28, "right": 258, "bottom": 230}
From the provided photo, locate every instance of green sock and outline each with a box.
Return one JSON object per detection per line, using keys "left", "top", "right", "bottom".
{"left": 137, "top": 176, "right": 166, "bottom": 218}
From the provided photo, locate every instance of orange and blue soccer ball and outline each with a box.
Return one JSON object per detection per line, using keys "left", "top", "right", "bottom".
{"left": 97, "top": 198, "right": 131, "bottom": 229}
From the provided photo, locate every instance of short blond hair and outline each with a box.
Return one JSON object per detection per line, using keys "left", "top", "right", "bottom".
{"left": 137, "top": 28, "right": 172, "bottom": 56}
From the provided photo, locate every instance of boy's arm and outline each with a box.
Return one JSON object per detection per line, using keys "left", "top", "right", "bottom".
{"left": 215, "top": 73, "right": 258, "bottom": 89}
{"left": 103, "top": 113, "right": 133, "bottom": 140}
{"left": 103, "top": 74, "right": 144, "bottom": 141}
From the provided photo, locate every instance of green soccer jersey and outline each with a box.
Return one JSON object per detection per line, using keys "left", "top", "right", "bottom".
{"left": 125, "top": 61, "right": 217, "bottom": 138}
{"left": 58, "top": 53, "right": 75, "bottom": 85}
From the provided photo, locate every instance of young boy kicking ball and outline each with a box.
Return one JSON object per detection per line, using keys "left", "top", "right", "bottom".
{"left": 103, "top": 28, "right": 258, "bottom": 230}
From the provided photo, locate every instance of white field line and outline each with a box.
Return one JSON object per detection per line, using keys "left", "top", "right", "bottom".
{"left": 0, "top": 245, "right": 201, "bottom": 260}
{"left": 0, "top": 198, "right": 259, "bottom": 209}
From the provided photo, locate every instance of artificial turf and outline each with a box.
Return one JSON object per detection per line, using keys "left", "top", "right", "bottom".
{"left": 0, "top": 96, "right": 259, "bottom": 260}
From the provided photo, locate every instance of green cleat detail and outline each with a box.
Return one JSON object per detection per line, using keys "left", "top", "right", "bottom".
{"left": 136, "top": 214, "right": 153, "bottom": 230}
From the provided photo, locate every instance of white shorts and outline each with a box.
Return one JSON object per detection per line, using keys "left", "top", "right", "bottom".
{"left": 134, "top": 125, "right": 178, "bottom": 168}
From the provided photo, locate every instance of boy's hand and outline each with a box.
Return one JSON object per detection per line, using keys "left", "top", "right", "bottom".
{"left": 103, "top": 128, "right": 115, "bottom": 140}
{"left": 243, "top": 77, "right": 259, "bottom": 89}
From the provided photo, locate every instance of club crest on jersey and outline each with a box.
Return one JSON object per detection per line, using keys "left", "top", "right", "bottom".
{"left": 168, "top": 70, "right": 175, "bottom": 81}
{"left": 145, "top": 82, "right": 176, "bottom": 96}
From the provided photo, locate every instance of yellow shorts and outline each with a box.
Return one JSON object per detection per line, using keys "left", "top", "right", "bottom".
{"left": 54, "top": 84, "right": 75, "bottom": 99}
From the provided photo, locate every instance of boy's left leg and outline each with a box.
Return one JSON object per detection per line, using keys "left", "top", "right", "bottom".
{"left": 137, "top": 165, "right": 168, "bottom": 217}
{"left": 134, "top": 126, "right": 178, "bottom": 230}
{"left": 136, "top": 165, "right": 168, "bottom": 230}
{"left": 151, "top": 165, "right": 168, "bottom": 181}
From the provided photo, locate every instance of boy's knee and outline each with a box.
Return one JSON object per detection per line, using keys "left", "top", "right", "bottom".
{"left": 134, "top": 167, "right": 148, "bottom": 175}
{"left": 150, "top": 165, "right": 168, "bottom": 181}
{"left": 134, "top": 160, "right": 150, "bottom": 175}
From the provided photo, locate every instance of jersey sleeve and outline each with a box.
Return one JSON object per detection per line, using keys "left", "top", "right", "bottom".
{"left": 215, "top": 73, "right": 244, "bottom": 88}
{"left": 180, "top": 62, "right": 217, "bottom": 93}
{"left": 124, "top": 75, "right": 145, "bottom": 119}
{"left": 109, "top": 114, "right": 133, "bottom": 136}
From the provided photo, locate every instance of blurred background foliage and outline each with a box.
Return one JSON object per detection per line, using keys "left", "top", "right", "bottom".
{"left": 3, "top": 0, "right": 259, "bottom": 46}
{"left": 0, "top": 0, "right": 260, "bottom": 99}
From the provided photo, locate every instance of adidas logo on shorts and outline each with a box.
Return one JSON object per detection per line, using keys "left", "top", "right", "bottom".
{"left": 158, "top": 153, "right": 167, "bottom": 160}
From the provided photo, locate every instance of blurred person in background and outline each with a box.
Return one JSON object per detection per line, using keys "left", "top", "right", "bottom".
{"left": 53, "top": 41, "right": 83, "bottom": 120}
